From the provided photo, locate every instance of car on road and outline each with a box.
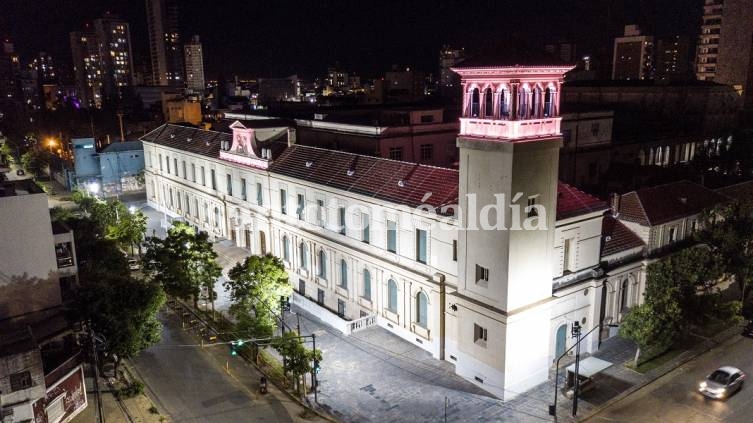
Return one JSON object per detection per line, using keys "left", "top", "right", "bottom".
{"left": 128, "top": 258, "right": 140, "bottom": 271}
{"left": 699, "top": 366, "right": 745, "bottom": 399}
{"left": 742, "top": 321, "right": 753, "bottom": 338}
{"left": 16, "top": 169, "right": 24, "bottom": 176}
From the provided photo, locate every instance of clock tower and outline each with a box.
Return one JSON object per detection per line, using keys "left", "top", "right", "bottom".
{"left": 448, "top": 48, "right": 573, "bottom": 399}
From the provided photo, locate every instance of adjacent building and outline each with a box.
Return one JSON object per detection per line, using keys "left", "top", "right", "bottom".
{"left": 612, "top": 25, "right": 654, "bottom": 80}
{"left": 695, "top": 0, "right": 753, "bottom": 105}
{"left": 146, "top": 0, "right": 184, "bottom": 87}
{"left": 654, "top": 36, "right": 692, "bottom": 81}
{"left": 438, "top": 46, "right": 465, "bottom": 100}
{"left": 184, "top": 35, "right": 205, "bottom": 94}
{"left": 0, "top": 37, "right": 20, "bottom": 99}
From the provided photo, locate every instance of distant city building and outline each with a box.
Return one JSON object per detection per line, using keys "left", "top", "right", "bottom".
{"left": 655, "top": 36, "right": 691, "bottom": 81}
{"left": 69, "top": 14, "right": 134, "bottom": 108}
{"left": 612, "top": 25, "right": 654, "bottom": 80}
{"left": 384, "top": 66, "right": 425, "bottom": 102}
{"left": 438, "top": 45, "right": 465, "bottom": 100}
{"left": 695, "top": 0, "right": 753, "bottom": 105}
{"left": 0, "top": 37, "right": 21, "bottom": 99}
{"left": 99, "top": 140, "right": 145, "bottom": 194}
{"left": 184, "top": 35, "right": 205, "bottom": 94}
{"left": 258, "top": 75, "right": 300, "bottom": 104}
{"left": 146, "top": 0, "right": 184, "bottom": 87}
{"left": 162, "top": 92, "right": 202, "bottom": 125}
{"left": 545, "top": 41, "right": 577, "bottom": 63}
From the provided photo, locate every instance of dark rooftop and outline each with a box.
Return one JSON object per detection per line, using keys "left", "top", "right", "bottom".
{"left": 454, "top": 39, "right": 571, "bottom": 69}
{"left": 0, "top": 179, "right": 44, "bottom": 197}
{"left": 101, "top": 140, "right": 143, "bottom": 153}
{"left": 601, "top": 214, "right": 645, "bottom": 258}
{"left": 618, "top": 180, "right": 727, "bottom": 226}
{"left": 556, "top": 182, "right": 608, "bottom": 221}
{"left": 715, "top": 180, "right": 753, "bottom": 202}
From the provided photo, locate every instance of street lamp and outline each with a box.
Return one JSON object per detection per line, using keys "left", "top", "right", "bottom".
{"left": 88, "top": 182, "right": 100, "bottom": 197}
{"left": 47, "top": 138, "right": 56, "bottom": 154}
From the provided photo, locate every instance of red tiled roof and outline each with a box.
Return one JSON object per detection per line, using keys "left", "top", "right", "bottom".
{"left": 618, "top": 180, "right": 727, "bottom": 226}
{"left": 141, "top": 124, "right": 226, "bottom": 158}
{"left": 601, "top": 214, "right": 645, "bottom": 257}
{"left": 715, "top": 180, "right": 753, "bottom": 202}
{"left": 556, "top": 182, "right": 608, "bottom": 221}
{"left": 269, "top": 145, "right": 459, "bottom": 213}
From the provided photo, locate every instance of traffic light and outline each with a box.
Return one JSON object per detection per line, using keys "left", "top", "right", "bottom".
{"left": 280, "top": 296, "right": 291, "bottom": 312}
{"left": 230, "top": 339, "right": 245, "bottom": 356}
{"left": 313, "top": 360, "right": 321, "bottom": 374}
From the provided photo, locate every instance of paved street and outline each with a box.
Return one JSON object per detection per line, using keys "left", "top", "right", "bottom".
{"left": 130, "top": 307, "right": 319, "bottom": 423}
{"left": 589, "top": 334, "right": 753, "bottom": 422}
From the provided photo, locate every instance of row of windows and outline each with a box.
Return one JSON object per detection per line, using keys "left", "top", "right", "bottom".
{"left": 386, "top": 144, "right": 434, "bottom": 162}
{"left": 295, "top": 261, "right": 430, "bottom": 328}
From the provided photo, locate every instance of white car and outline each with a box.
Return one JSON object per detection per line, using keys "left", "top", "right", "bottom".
{"left": 699, "top": 366, "right": 745, "bottom": 399}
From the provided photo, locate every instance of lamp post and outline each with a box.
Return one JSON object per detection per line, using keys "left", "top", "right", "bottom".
{"left": 549, "top": 323, "right": 601, "bottom": 417}
{"left": 571, "top": 321, "right": 582, "bottom": 417}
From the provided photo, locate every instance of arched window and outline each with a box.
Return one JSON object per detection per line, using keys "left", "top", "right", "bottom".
{"left": 340, "top": 259, "right": 348, "bottom": 288}
{"left": 214, "top": 207, "right": 220, "bottom": 227}
{"left": 484, "top": 87, "right": 493, "bottom": 119}
{"left": 470, "top": 88, "right": 480, "bottom": 118}
{"left": 499, "top": 88, "right": 510, "bottom": 118}
{"left": 532, "top": 86, "right": 542, "bottom": 118}
{"left": 544, "top": 87, "right": 554, "bottom": 117}
{"left": 282, "top": 236, "right": 290, "bottom": 261}
{"left": 363, "top": 269, "right": 371, "bottom": 300}
{"left": 318, "top": 250, "right": 327, "bottom": 279}
{"left": 416, "top": 291, "right": 428, "bottom": 328}
{"left": 387, "top": 279, "right": 398, "bottom": 312}
{"left": 620, "top": 279, "right": 629, "bottom": 311}
{"left": 299, "top": 243, "right": 308, "bottom": 270}
{"left": 518, "top": 86, "right": 530, "bottom": 119}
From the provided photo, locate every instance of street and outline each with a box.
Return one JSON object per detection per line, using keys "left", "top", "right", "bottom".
{"left": 589, "top": 334, "right": 753, "bottom": 423}
{"left": 129, "top": 307, "right": 316, "bottom": 423}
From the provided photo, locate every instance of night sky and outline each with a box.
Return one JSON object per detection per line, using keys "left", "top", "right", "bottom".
{"left": 1, "top": 0, "right": 703, "bottom": 80}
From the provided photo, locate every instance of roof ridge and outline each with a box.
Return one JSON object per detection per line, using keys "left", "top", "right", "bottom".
{"left": 289, "top": 143, "right": 459, "bottom": 173}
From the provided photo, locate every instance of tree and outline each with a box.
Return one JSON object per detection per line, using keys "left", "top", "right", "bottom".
{"left": 224, "top": 254, "right": 291, "bottom": 338}
{"left": 108, "top": 208, "right": 147, "bottom": 255}
{"left": 20, "top": 149, "right": 46, "bottom": 178}
{"left": 697, "top": 200, "right": 753, "bottom": 302}
{"left": 272, "top": 330, "right": 322, "bottom": 395}
{"left": 77, "top": 270, "right": 165, "bottom": 374}
{"left": 143, "top": 222, "right": 222, "bottom": 309}
{"left": 620, "top": 304, "right": 676, "bottom": 367}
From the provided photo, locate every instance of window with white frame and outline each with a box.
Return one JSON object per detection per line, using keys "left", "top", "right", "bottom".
{"left": 473, "top": 323, "right": 488, "bottom": 346}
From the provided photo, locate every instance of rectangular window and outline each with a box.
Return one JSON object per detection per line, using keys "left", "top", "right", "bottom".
{"left": 191, "top": 163, "right": 196, "bottom": 182}
{"left": 420, "top": 144, "right": 433, "bottom": 161}
{"left": 317, "top": 288, "right": 325, "bottom": 305}
{"left": 669, "top": 227, "right": 676, "bottom": 242}
{"left": 452, "top": 240, "right": 458, "bottom": 261}
{"left": 420, "top": 114, "right": 434, "bottom": 123}
{"left": 388, "top": 146, "right": 403, "bottom": 161}
{"left": 241, "top": 178, "right": 247, "bottom": 201}
{"left": 159, "top": 154, "right": 163, "bottom": 171}
{"left": 201, "top": 166, "right": 206, "bottom": 186}
{"left": 337, "top": 299, "right": 345, "bottom": 317}
{"left": 182, "top": 161, "right": 187, "bottom": 179}
{"left": 416, "top": 229, "right": 427, "bottom": 264}
{"left": 563, "top": 239, "right": 572, "bottom": 273}
{"left": 591, "top": 122, "right": 600, "bottom": 137}
{"left": 174, "top": 158, "right": 178, "bottom": 175}
{"left": 256, "top": 182, "right": 263, "bottom": 205}
{"left": 166, "top": 156, "right": 170, "bottom": 173}
{"left": 296, "top": 194, "right": 305, "bottom": 220}
{"left": 527, "top": 196, "right": 538, "bottom": 218}
{"left": 280, "top": 189, "right": 287, "bottom": 214}
{"left": 473, "top": 323, "right": 488, "bottom": 345}
{"left": 338, "top": 207, "right": 346, "bottom": 235}
{"left": 317, "top": 199, "right": 325, "bottom": 226}
{"left": 210, "top": 169, "right": 216, "bottom": 190}
{"left": 226, "top": 174, "right": 233, "bottom": 196}
{"left": 362, "top": 214, "right": 370, "bottom": 243}
{"left": 387, "top": 220, "right": 397, "bottom": 253}
{"left": 299, "top": 279, "right": 305, "bottom": 295}
{"left": 475, "top": 264, "right": 489, "bottom": 283}
{"left": 10, "top": 371, "right": 32, "bottom": 392}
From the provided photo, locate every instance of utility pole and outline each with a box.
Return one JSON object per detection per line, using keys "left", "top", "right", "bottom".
{"left": 572, "top": 321, "right": 582, "bottom": 417}
{"left": 116, "top": 110, "right": 125, "bottom": 142}
{"left": 312, "top": 333, "right": 318, "bottom": 404}
{"left": 90, "top": 326, "right": 105, "bottom": 423}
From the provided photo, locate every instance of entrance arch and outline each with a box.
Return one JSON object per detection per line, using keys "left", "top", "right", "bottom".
{"left": 555, "top": 324, "right": 567, "bottom": 359}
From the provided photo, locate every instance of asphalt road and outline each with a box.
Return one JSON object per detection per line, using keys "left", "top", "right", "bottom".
{"left": 589, "top": 334, "right": 753, "bottom": 423}
{"left": 129, "top": 310, "right": 298, "bottom": 423}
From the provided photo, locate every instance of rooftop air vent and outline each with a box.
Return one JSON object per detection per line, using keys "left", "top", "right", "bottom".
{"left": 305, "top": 161, "right": 313, "bottom": 168}
{"left": 397, "top": 180, "right": 405, "bottom": 187}
{"left": 186, "top": 137, "right": 192, "bottom": 142}
{"left": 170, "top": 133, "right": 175, "bottom": 139}
{"left": 347, "top": 169, "right": 355, "bottom": 176}
{"left": 605, "top": 235, "right": 612, "bottom": 242}
{"left": 679, "top": 197, "right": 687, "bottom": 204}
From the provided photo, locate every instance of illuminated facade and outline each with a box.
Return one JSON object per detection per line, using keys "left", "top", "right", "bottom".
{"left": 612, "top": 25, "right": 654, "bottom": 80}
{"left": 184, "top": 35, "right": 205, "bottom": 94}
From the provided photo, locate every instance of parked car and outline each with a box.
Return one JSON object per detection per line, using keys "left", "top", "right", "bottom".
{"left": 128, "top": 258, "right": 140, "bottom": 271}
{"left": 16, "top": 168, "right": 25, "bottom": 176}
{"left": 742, "top": 321, "right": 753, "bottom": 339}
{"left": 699, "top": 366, "right": 745, "bottom": 399}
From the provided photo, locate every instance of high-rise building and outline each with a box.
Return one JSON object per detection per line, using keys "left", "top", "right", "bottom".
{"left": 31, "top": 52, "right": 57, "bottom": 85}
{"left": 0, "top": 38, "right": 21, "bottom": 99}
{"left": 146, "top": 0, "right": 184, "bottom": 87}
{"left": 655, "top": 36, "right": 691, "bottom": 81}
{"left": 612, "top": 25, "right": 654, "bottom": 80}
{"left": 438, "top": 46, "right": 464, "bottom": 100}
{"left": 69, "top": 14, "right": 133, "bottom": 108}
{"left": 184, "top": 35, "right": 205, "bottom": 94}
{"left": 695, "top": 0, "right": 753, "bottom": 104}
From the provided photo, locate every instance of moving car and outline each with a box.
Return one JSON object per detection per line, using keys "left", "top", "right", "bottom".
{"left": 699, "top": 366, "right": 745, "bottom": 399}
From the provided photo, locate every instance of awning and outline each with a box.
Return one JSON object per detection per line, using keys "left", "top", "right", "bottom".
{"left": 566, "top": 357, "right": 613, "bottom": 378}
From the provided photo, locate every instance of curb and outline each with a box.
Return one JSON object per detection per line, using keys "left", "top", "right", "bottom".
{"left": 169, "top": 299, "right": 338, "bottom": 423}
{"left": 578, "top": 324, "right": 743, "bottom": 422}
